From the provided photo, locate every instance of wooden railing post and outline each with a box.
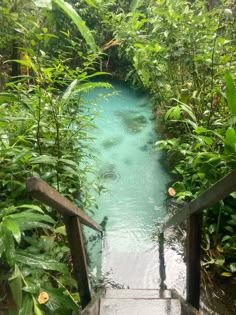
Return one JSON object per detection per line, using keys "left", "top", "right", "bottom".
{"left": 186, "top": 213, "right": 202, "bottom": 310}
{"left": 26, "top": 177, "right": 103, "bottom": 309}
{"left": 63, "top": 215, "right": 91, "bottom": 309}
{"left": 158, "top": 232, "right": 167, "bottom": 291}
{"left": 157, "top": 170, "right": 236, "bottom": 310}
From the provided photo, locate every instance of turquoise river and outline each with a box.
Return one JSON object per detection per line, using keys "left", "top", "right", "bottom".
{"left": 83, "top": 80, "right": 186, "bottom": 294}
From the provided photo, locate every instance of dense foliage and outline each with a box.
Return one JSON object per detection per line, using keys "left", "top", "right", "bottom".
{"left": 0, "top": 0, "right": 235, "bottom": 314}
{"left": 0, "top": 0, "right": 109, "bottom": 313}
{"left": 106, "top": 0, "right": 236, "bottom": 277}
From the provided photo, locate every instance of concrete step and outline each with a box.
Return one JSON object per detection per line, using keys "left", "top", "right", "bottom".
{"left": 81, "top": 289, "right": 182, "bottom": 315}
{"left": 100, "top": 297, "right": 181, "bottom": 315}
{"left": 104, "top": 288, "right": 172, "bottom": 299}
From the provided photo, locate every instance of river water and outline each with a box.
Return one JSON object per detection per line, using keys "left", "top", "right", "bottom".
{"left": 83, "top": 80, "right": 186, "bottom": 293}
{"left": 81, "top": 80, "right": 236, "bottom": 314}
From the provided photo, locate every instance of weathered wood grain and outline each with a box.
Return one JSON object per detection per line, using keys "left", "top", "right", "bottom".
{"left": 26, "top": 176, "right": 102, "bottom": 232}
{"left": 159, "top": 169, "right": 236, "bottom": 232}
{"left": 63, "top": 215, "right": 91, "bottom": 309}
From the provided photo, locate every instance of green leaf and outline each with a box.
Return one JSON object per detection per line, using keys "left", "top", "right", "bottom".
{"left": 224, "top": 71, "right": 236, "bottom": 115}
{"left": 76, "top": 81, "right": 111, "bottom": 93}
{"left": 53, "top": 0, "right": 97, "bottom": 52}
{"left": 59, "top": 158, "right": 79, "bottom": 168}
{"left": 17, "top": 205, "right": 44, "bottom": 213}
{"left": 0, "top": 93, "right": 17, "bottom": 104}
{"left": 33, "top": 298, "right": 43, "bottom": 315}
{"left": 221, "top": 235, "right": 231, "bottom": 242}
{"left": 41, "top": 286, "right": 78, "bottom": 312}
{"left": 0, "top": 226, "right": 4, "bottom": 256}
{"left": 194, "top": 127, "right": 208, "bottom": 134}
{"left": 8, "top": 265, "right": 23, "bottom": 309}
{"left": 224, "top": 127, "right": 236, "bottom": 152}
{"left": 84, "top": 0, "right": 97, "bottom": 8}
{"left": 62, "top": 165, "right": 79, "bottom": 177}
{"left": 225, "top": 225, "right": 234, "bottom": 233}
{"left": 209, "top": 224, "right": 216, "bottom": 234}
{"left": 11, "top": 59, "right": 32, "bottom": 67}
{"left": 180, "top": 103, "right": 197, "bottom": 122}
{"left": 183, "top": 119, "right": 198, "bottom": 129}
{"left": 34, "top": 0, "right": 52, "bottom": 9}
{"left": 19, "top": 221, "right": 53, "bottom": 231}
{"left": 227, "top": 219, "right": 236, "bottom": 227}
{"left": 230, "top": 262, "right": 236, "bottom": 273}
{"left": 170, "top": 99, "right": 197, "bottom": 122}
{"left": 19, "top": 293, "right": 33, "bottom": 315}
{"left": 23, "top": 284, "right": 41, "bottom": 294}
{"left": 15, "top": 251, "right": 69, "bottom": 273}
{"left": 61, "top": 79, "right": 78, "bottom": 106}
{"left": 3, "top": 218, "right": 21, "bottom": 244}
{"left": 1, "top": 225, "right": 16, "bottom": 266}
{"left": 221, "top": 272, "right": 232, "bottom": 277}
{"left": 201, "top": 136, "right": 213, "bottom": 145}
{"left": 231, "top": 214, "right": 236, "bottom": 221}
{"left": 130, "top": 0, "right": 143, "bottom": 12}
{"left": 230, "top": 192, "right": 236, "bottom": 199}
{"left": 6, "top": 212, "right": 55, "bottom": 231}
{"left": 55, "top": 225, "right": 66, "bottom": 236}
{"left": 196, "top": 135, "right": 213, "bottom": 145}
{"left": 164, "top": 105, "right": 181, "bottom": 120}
{"left": 30, "top": 155, "right": 57, "bottom": 165}
{"left": 215, "top": 256, "right": 225, "bottom": 266}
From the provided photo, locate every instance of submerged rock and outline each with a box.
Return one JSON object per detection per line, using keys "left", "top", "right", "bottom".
{"left": 123, "top": 158, "right": 132, "bottom": 165}
{"left": 102, "top": 136, "right": 123, "bottom": 149}
{"left": 139, "top": 144, "right": 148, "bottom": 151}
{"left": 98, "top": 163, "right": 120, "bottom": 182}
{"left": 116, "top": 111, "right": 148, "bottom": 133}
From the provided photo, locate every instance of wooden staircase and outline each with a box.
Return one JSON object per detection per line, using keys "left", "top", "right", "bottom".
{"left": 81, "top": 289, "right": 182, "bottom": 315}
{"left": 26, "top": 171, "right": 236, "bottom": 315}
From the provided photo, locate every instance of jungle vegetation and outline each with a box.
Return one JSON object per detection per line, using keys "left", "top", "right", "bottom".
{"left": 0, "top": 0, "right": 235, "bottom": 313}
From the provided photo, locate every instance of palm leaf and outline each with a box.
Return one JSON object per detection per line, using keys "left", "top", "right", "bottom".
{"left": 61, "top": 79, "right": 78, "bottom": 106}
{"left": 53, "top": 0, "right": 97, "bottom": 52}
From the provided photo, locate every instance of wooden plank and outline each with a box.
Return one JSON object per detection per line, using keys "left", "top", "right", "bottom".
{"left": 159, "top": 169, "right": 236, "bottom": 232}
{"left": 26, "top": 177, "right": 102, "bottom": 233}
{"left": 63, "top": 215, "right": 91, "bottom": 309}
{"left": 186, "top": 213, "right": 202, "bottom": 310}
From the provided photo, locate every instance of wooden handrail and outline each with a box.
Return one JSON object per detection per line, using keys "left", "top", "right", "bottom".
{"left": 158, "top": 169, "right": 236, "bottom": 310}
{"left": 159, "top": 169, "right": 236, "bottom": 233}
{"left": 26, "top": 176, "right": 103, "bottom": 309}
{"left": 26, "top": 177, "right": 102, "bottom": 232}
